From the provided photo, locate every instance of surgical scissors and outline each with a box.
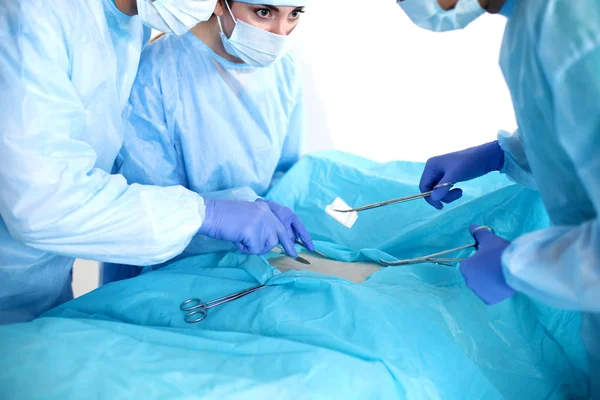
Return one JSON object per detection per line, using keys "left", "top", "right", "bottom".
{"left": 180, "top": 284, "right": 267, "bottom": 323}
{"left": 333, "top": 182, "right": 455, "bottom": 213}
{"left": 380, "top": 226, "right": 494, "bottom": 267}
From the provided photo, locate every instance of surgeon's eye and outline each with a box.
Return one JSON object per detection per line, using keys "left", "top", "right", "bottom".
{"left": 289, "top": 8, "right": 305, "bottom": 20}
{"left": 256, "top": 8, "right": 272, "bottom": 18}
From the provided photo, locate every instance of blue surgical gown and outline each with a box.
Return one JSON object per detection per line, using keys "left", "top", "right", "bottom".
{"left": 101, "top": 31, "right": 305, "bottom": 284}
{"left": 496, "top": 0, "right": 600, "bottom": 395}
{"left": 0, "top": 0, "right": 206, "bottom": 324}
{"left": 117, "top": 32, "right": 304, "bottom": 197}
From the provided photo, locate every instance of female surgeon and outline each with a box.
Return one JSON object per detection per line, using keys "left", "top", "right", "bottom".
{"left": 401, "top": 0, "right": 599, "bottom": 396}
{"left": 0, "top": 0, "right": 310, "bottom": 324}
{"left": 101, "top": 0, "right": 312, "bottom": 284}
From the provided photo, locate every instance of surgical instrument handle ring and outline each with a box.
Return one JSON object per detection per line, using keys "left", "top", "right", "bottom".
{"left": 181, "top": 285, "right": 267, "bottom": 323}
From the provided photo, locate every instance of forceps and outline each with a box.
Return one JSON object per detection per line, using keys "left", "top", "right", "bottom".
{"left": 180, "top": 285, "right": 267, "bottom": 323}
{"left": 380, "top": 226, "right": 494, "bottom": 267}
{"left": 333, "top": 182, "right": 454, "bottom": 213}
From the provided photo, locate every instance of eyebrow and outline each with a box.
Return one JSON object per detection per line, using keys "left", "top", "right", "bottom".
{"left": 256, "top": 5, "right": 305, "bottom": 12}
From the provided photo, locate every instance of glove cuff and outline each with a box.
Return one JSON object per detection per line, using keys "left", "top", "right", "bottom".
{"left": 197, "top": 199, "right": 217, "bottom": 236}
{"left": 482, "top": 140, "right": 505, "bottom": 172}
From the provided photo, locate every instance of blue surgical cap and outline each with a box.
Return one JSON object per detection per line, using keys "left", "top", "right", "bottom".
{"left": 234, "top": 0, "right": 308, "bottom": 6}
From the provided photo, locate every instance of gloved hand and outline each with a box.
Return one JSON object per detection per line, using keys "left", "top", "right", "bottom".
{"left": 257, "top": 199, "right": 315, "bottom": 252}
{"left": 460, "top": 225, "right": 516, "bottom": 305}
{"left": 198, "top": 199, "right": 298, "bottom": 257}
{"left": 419, "top": 141, "right": 505, "bottom": 209}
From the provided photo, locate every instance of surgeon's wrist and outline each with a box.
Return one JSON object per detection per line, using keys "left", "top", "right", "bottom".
{"left": 482, "top": 140, "right": 505, "bottom": 172}
{"left": 197, "top": 199, "right": 218, "bottom": 237}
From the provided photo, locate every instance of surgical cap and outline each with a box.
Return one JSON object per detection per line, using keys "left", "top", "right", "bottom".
{"left": 234, "top": 0, "right": 308, "bottom": 6}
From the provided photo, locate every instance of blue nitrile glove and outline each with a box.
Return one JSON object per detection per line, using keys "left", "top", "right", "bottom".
{"left": 198, "top": 199, "right": 298, "bottom": 257}
{"left": 460, "top": 225, "right": 516, "bottom": 305}
{"left": 419, "top": 141, "right": 505, "bottom": 209}
{"left": 257, "top": 199, "right": 315, "bottom": 252}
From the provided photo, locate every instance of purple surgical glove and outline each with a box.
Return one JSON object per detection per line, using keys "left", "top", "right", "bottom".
{"left": 460, "top": 225, "right": 516, "bottom": 305}
{"left": 257, "top": 199, "right": 314, "bottom": 252}
{"left": 420, "top": 141, "right": 505, "bottom": 209}
{"left": 198, "top": 199, "right": 297, "bottom": 257}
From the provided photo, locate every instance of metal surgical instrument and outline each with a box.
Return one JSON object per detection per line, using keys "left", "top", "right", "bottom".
{"left": 295, "top": 239, "right": 328, "bottom": 259}
{"left": 181, "top": 285, "right": 267, "bottom": 323}
{"left": 333, "top": 182, "right": 455, "bottom": 213}
{"left": 273, "top": 245, "right": 312, "bottom": 265}
{"left": 380, "top": 226, "right": 494, "bottom": 267}
{"left": 293, "top": 255, "right": 311, "bottom": 265}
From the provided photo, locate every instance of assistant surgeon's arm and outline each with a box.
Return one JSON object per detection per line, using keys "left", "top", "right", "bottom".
{"left": 0, "top": 10, "right": 204, "bottom": 266}
{"left": 502, "top": 45, "right": 600, "bottom": 311}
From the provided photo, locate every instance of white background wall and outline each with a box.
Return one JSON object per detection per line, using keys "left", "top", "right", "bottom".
{"left": 72, "top": 0, "right": 517, "bottom": 297}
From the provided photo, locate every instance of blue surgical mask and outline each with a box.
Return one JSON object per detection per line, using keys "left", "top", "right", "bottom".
{"left": 397, "top": 0, "right": 485, "bottom": 32}
{"left": 137, "top": 0, "right": 217, "bottom": 35}
{"left": 217, "top": 1, "right": 294, "bottom": 67}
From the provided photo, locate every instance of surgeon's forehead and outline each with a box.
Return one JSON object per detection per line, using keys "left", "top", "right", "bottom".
{"left": 232, "top": 1, "right": 308, "bottom": 6}
{"left": 397, "top": 0, "right": 458, "bottom": 11}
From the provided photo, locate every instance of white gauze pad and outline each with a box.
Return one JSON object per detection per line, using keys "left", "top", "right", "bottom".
{"left": 325, "top": 197, "right": 358, "bottom": 229}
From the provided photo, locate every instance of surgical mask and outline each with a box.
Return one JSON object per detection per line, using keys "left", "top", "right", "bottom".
{"left": 137, "top": 0, "right": 217, "bottom": 35}
{"left": 217, "top": 1, "right": 294, "bottom": 67}
{"left": 397, "top": 0, "right": 485, "bottom": 32}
